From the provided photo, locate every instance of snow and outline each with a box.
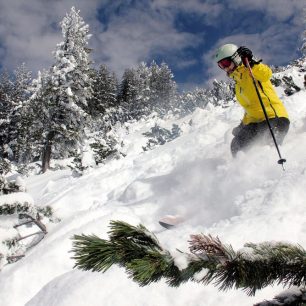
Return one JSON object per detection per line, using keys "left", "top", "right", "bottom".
{"left": 66, "top": 87, "right": 73, "bottom": 96}
{"left": 0, "top": 192, "right": 34, "bottom": 207}
{"left": 0, "top": 65, "right": 306, "bottom": 306}
{"left": 274, "top": 287, "right": 304, "bottom": 302}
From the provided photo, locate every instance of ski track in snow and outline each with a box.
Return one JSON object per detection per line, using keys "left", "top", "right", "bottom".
{"left": 1, "top": 67, "right": 306, "bottom": 306}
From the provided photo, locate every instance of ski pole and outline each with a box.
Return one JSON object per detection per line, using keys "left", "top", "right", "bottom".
{"left": 244, "top": 57, "right": 286, "bottom": 170}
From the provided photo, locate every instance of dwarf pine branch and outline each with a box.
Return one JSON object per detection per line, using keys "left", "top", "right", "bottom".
{"left": 72, "top": 221, "right": 306, "bottom": 296}
{"left": 72, "top": 220, "right": 180, "bottom": 285}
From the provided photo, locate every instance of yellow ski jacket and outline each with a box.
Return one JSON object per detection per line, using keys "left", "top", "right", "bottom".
{"left": 229, "top": 63, "right": 289, "bottom": 125}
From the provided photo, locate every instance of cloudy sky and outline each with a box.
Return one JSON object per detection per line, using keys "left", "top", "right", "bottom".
{"left": 0, "top": 0, "right": 305, "bottom": 90}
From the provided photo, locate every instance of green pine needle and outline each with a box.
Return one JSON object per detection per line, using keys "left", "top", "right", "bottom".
{"left": 72, "top": 234, "right": 119, "bottom": 272}
{"left": 108, "top": 220, "right": 162, "bottom": 250}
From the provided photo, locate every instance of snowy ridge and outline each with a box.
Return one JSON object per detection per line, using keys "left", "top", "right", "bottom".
{"left": 0, "top": 63, "right": 306, "bottom": 305}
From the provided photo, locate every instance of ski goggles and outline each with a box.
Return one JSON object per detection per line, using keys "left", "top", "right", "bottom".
{"left": 217, "top": 57, "right": 233, "bottom": 69}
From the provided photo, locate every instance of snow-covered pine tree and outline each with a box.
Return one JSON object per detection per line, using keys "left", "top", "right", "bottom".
{"left": 20, "top": 70, "right": 53, "bottom": 166}
{"left": 38, "top": 7, "right": 93, "bottom": 172}
{"left": 8, "top": 64, "right": 32, "bottom": 163}
{"left": 176, "top": 91, "right": 196, "bottom": 114}
{"left": 177, "top": 88, "right": 210, "bottom": 115}
{"left": 209, "top": 79, "right": 235, "bottom": 107}
{"left": 118, "top": 68, "right": 139, "bottom": 120}
{"left": 118, "top": 65, "right": 144, "bottom": 120}
{"left": 0, "top": 70, "right": 15, "bottom": 158}
{"left": 11, "top": 63, "right": 32, "bottom": 105}
{"left": 0, "top": 159, "right": 12, "bottom": 194}
{"left": 192, "top": 88, "right": 211, "bottom": 109}
{"left": 135, "top": 62, "right": 151, "bottom": 117}
{"left": 119, "top": 61, "right": 177, "bottom": 119}
{"left": 0, "top": 65, "right": 32, "bottom": 162}
{"left": 147, "top": 61, "right": 160, "bottom": 111}
{"left": 88, "top": 64, "right": 118, "bottom": 119}
{"left": 0, "top": 158, "right": 25, "bottom": 195}
{"left": 149, "top": 62, "right": 177, "bottom": 115}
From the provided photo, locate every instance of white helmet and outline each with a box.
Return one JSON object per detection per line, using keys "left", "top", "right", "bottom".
{"left": 215, "top": 43, "right": 241, "bottom": 66}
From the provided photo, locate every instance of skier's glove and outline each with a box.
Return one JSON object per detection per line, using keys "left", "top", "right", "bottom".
{"left": 237, "top": 46, "right": 253, "bottom": 67}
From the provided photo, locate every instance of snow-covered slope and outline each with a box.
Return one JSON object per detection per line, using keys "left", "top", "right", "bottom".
{"left": 1, "top": 64, "right": 306, "bottom": 306}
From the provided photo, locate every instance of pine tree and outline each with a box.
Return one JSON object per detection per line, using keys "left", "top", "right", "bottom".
{"left": 11, "top": 63, "right": 32, "bottom": 104}
{"left": 119, "top": 62, "right": 177, "bottom": 119}
{"left": 38, "top": 7, "right": 93, "bottom": 172}
{"left": 135, "top": 62, "right": 151, "bottom": 117}
{"left": 8, "top": 63, "right": 32, "bottom": 163}
{"left": 0, "top": 65, "right": 33, "bottom": 162}
{"left": 72, "top": 220, "right": 306, "bottom": 301}
{"left": 22, "top": 70, "right": 52, "bottom": 165}
{"left": 148, "top": 61, "right": 160, "bottom": 109}
{"left": 0, "top": 70, "right": 15, "bottom": 158}
{"left": 118, "top": 68, "right": 139, "bottom": 119}
{"left": 193, "top": 88, "right": 210, "bottom": 109}
{"left": 176, "top": 88, "right": 210, "bottom": 115}
{"left": 209, "top": 79, "right": 235, "bottom": 107}
{"left": 88, "top": 65, "right": 118, "bottom": 119}
{"left": 121, "top": 62, "right": 156, "bottom": 119}
{"left": 150, "top": 62, "right": 177, "bottom": 114}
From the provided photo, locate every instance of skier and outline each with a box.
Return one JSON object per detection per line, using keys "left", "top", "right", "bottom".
{"left": 215, "top": 44, "right": 290, "bottom": 157}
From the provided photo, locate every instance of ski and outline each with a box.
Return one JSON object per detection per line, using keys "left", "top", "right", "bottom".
{"left": 158, "top": 215, "right": 184, "bottom": 229}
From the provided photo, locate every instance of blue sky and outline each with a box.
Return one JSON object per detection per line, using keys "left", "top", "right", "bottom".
{"left": 0, "top": 0, "right": 305, "bottom": 91}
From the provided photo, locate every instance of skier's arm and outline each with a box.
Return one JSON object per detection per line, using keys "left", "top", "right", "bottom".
{"left": 252, "top": 63, "right": 272, "bottom": 82}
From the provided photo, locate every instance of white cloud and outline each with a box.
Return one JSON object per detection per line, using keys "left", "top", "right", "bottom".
{"left": 94, "top": 7, "right": 200, "bottom": 77}
{"left": 0, "top": 0, "right": 202, "bottom": 80}
{"left": 0, "top": 0, "right": 103, "bottom": 73}
{"left": 151, "top": 0, "right": 224, "bottom": 16}
{"left": 231, "top": 0, "right": 305, "bottom": 22}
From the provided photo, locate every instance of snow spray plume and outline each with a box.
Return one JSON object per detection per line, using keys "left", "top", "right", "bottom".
{"left": 71, "top": 221, "right": 306, "bottom": 296}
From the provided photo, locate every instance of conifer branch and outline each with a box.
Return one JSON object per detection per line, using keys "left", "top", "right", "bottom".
{"left": 72, "top": 234, "right": 118, "bottom": 272}
{"left": 72, "top": 221, "right": 181, "bottom": 285}
{"left": 72, "top": 221, "right": 306, "bottom": 297}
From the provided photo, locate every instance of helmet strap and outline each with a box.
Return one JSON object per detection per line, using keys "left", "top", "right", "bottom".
{"left": 231, "top": 51, "right": 242, "bottom": 66}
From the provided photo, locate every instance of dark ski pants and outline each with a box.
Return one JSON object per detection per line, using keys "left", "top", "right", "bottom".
{"left": 231, "top": 117, "right": 290, "bottom": 157}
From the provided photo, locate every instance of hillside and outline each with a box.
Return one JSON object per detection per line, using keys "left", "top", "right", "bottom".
{"left": 0, "top": 60, "right": 305, "bottom": 306}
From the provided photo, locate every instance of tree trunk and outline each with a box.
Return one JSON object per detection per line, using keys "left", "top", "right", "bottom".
{"left": 42, "top": 131, "right": 55, "bottom": 173}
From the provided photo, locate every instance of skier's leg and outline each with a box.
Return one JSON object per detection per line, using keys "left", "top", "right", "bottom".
{"left": 259, "top": 117, "right": 290, "bottom": 145}
{"left": 231, "top": 123, "right": 258, "bottom": 157}
{"left": 273, "top": 117, "right": 290, "bottom": 145}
